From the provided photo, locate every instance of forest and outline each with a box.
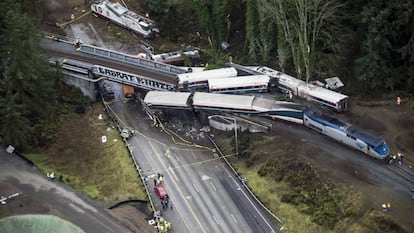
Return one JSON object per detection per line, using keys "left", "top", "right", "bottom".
{"left": 182, "top": 0, "right": 414, "bottom": 95}
{"left": 1, "top": 0, "right": 414, "bottom": 149}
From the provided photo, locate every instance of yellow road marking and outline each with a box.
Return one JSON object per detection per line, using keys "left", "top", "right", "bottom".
{"left": 148, "top": 141, "right": 207, "bottom": 233}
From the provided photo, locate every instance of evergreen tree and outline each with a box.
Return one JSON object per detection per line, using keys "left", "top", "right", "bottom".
{"left": 245, "top": 0, "right": 259, "bottom": 62}
{"left": 192, "top": 0, "right": 230, "bottom": 49}
{"left": 0, "top": 0, "right": 56, "bottom": 149}
{"left": 356, "top": 0, "right": 414, "bottom": 93}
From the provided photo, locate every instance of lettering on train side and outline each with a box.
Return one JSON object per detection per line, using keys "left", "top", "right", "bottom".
{"left": 95, "top": 66, "right": 175, "bottom": 91}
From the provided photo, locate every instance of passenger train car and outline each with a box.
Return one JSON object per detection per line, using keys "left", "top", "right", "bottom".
{"left": 249, "top": 66, "right": 349, "bottom": 112}
{"left": 303, "top": 108, "right": 389, "bottom": 159}
{"left": 151, "top": 47, "right": 200, "bottom": 64}
{"left": 177, "top": 67, "right": 238, "bottom": 90}
{"left": 91, "top": 0, "right": 158, "bottom": 38}
{"left": 208, "top": 75, "right": 270, "bottom": 94}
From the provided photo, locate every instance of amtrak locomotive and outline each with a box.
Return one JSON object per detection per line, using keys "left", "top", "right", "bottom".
{"left": 303, "top": 108, "right": 389, "bottom": 159}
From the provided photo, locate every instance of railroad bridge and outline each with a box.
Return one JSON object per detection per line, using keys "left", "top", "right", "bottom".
{"left": 42, "top": 35, "right": 187, "bottom": 100}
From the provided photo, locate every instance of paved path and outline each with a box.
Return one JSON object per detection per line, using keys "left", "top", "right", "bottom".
{"left": 0, "top": 148, "right": 132, "bottom": 233}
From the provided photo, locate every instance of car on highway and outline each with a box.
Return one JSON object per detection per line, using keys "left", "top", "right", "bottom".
{"left": 154, "top": 185, "right": 168, "bottom": 199}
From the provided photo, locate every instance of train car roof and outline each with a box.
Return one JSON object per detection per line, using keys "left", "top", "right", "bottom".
{"left": 304, "top": 108, "right": 349, "bottom": 130}
{"left": 346, "top": 126, "right": 386, "bottom": 147}
{"left": 192, "top": 92, "right": 255, "bottom": 110}
{"left": 144, "top": 91, "right": 191, "bottom": 108}
{"left": 105, "top": 1, "right": 128, "bottom": 17}
{"left": 177, "top": 67, "right": 238, "bottom": 84}
{"left": 278, "top": 73, "right": 306, "bottom": 85}
{"left": 269, "top": 101, "right": 306, "bottom": 111}
{"left": 300, "top": 83, "right": 348, "bottom": 102}
{"left": 250, "top": 66, "right": 283, "bottom": 78}
{"left": 304, "top": 108, "right": 386, "bottom": 147}
{"left": 251, "top": 97, "right": 275, "bottom": 110}
{"left": 252, "top": 98, "right": 305, "bottom": 112}
{"left": 208, "top": 75, "right": 270, "bottom": 89}
{"left": 177, "top": 67, "right": 206, "bottom": 73}
{"left": 225, "top": 63, "right": 263, "bottom": 76}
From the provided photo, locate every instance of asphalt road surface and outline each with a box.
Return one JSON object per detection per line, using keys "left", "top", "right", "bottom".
{"left": 0, "top": 149, "right": 132, "bottom": 233}
{"left": 107, "top": 84, "right": 280, "bottom": 233}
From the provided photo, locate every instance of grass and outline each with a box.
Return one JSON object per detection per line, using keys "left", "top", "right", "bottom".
{"left": 216, "top": 131, "right": 408, "bottom": 233}
{"left": 23, "top": 102, "right": 146, "bottom": 203}
{"left": 234, "top": 162, "right": 329, "bottom": 233}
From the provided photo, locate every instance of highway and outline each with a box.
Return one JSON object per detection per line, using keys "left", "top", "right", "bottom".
{"left": 0, "top": 149, "right": 132, "bottom": 233}
{"left": 108, "top": 84, "right": 279, "bottom": 233}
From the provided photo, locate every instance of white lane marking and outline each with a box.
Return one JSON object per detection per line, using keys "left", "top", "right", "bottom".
{"left": 230, "top": 214, "right": 238, "bottom": 224}
{"left": 192, "top": 183, "right": 200, "bottom": 193}
{"left": 69, "top": 203, "right": 85, "bottom": 214}
{"left": 168, "top": 166, "right": 180, "bottom": 181}
{"left": 220, "top": 163, "right": 279, "bottom": 231}
{"left": 210, "top": 181, "right": 216, "bottom": 191}
{"left": 212, "top": 215, "right": 219, "bottom": 225}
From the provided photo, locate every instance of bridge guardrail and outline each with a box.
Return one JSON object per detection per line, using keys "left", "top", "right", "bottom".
{"left": 79, "top": 44, "right": 186, "bottom": 76}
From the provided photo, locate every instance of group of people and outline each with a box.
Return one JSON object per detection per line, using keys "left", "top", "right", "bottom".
{"left": 154, "top": 173, "right": 164, "bottom": 186}
{"left": 155, "top": 217, "right": 171, "bottom": 233}
{"left": 46, "top": 172, "right": 55, "bottom": 180}
{"left": 161, "top": 194, "right": 170, "bottom": 210}
{"left": 389, "top": 152, "right": 404, "bottom": 166}
{"left": 382, "top": 202, "right": 392, "bottom": 212}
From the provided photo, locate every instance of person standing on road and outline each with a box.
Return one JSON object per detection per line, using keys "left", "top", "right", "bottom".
{"left": 397, "top": 152, "right": 404, "bottom": 166}
{"left": 389, "top": 154, "right": 397, "bottom": 165}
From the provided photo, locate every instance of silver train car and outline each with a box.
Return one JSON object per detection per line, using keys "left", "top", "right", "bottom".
{"left": 303, "top": 108, "right": 389, "bottom": 159}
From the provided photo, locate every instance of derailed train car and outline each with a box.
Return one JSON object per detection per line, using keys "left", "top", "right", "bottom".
{"left": 91, "top": 0, "right": 159, "bottom": 38}
{"left": 144, "top": 91, "right": 389, "bottom": 160}
{"left": 248, "top": 66, "right": 349, "bottom": 112}
{"left": 303, "top": 108, "right": 389, "bottom": 159}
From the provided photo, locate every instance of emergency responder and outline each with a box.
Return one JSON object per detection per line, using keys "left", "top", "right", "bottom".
{"left": 157, "top": 217, "right": 166, "bottom": 233}
{"left": 74, "top": 37, "right": 81, "bottom": 50}
{"left": 389, "top": 154, "right": 397, "bottom": 165}
{"left": 382, "top": 203, "right": 387, "bottom": 212}
{"left": 397, "top": 152, "right": 404, "bottom": 166}
{"left": 165, "top": 221, "right": 171, "bottom": 231}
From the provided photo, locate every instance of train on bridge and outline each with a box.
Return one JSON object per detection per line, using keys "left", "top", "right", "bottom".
{"left": 44, "top": 35, "right": 349, "bottom": 113}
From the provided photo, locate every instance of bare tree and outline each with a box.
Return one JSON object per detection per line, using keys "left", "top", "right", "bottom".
{"left": 258, "top": 0, "right": 346, "bottom": 82}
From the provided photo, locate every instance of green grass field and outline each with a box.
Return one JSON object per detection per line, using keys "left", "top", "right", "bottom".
{"left": 216, "top": 131, "right": 407, "bottom": 233}
{"left": 24, "top": 103, "right": 146, "bottom": 203}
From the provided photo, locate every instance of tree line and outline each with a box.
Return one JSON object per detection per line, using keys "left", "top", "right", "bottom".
{"left": 185, "top": 0, "right": 414, "bottom": 95}
{"left": 0, "top": 0, "right": 86, "bottom": 150}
